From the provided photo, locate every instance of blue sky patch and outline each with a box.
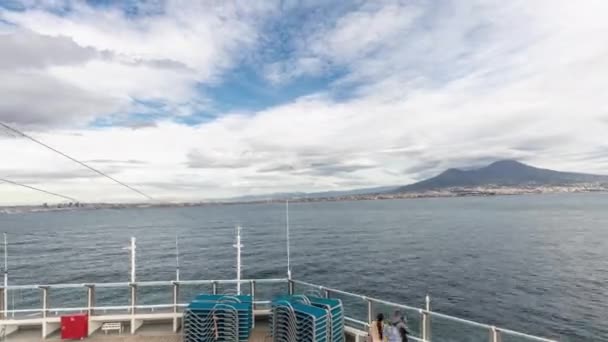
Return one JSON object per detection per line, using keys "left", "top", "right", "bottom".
{"left": 200, "top": 64, "right": 346, "bottom": 115}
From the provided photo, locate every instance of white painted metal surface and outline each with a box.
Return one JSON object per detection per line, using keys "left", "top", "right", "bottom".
{"left": 130, "top": 237, "right": 136, "bottom": 283}
{"left": 233, "top": 226, "right": 243, "bottom": 295}
{"left": 175, "top": 235, "right": 180, "bottom": 282}
{"left": 0, "top": 237, "right": 560, "bottom": 342}
{"left": 0, "top": 278, "right": 558, "bottom": 342}
{"left": 286, "top": 200, "right": 291, "bottom": 280}
{"left": 3, "top": 233, "right": 7, "bottom": 318}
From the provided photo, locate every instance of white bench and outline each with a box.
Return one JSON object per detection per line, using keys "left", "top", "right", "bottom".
{"left": 101, "top": 322, "right": 123, "bottom": 335}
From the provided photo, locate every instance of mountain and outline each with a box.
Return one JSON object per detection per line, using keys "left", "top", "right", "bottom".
{"left": 395, "top": 160, "right": 608, "bottom": 193}
{"left": 230, "top": 160, "right": 607, "bottom": 202}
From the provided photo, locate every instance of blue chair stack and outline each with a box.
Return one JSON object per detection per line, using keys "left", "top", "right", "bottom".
{"left": 271, "top": 295, "right": 344, "bottom": 342}
{"left": 184, "top": 294, "right": 253, "bottom": 342}
{"left": 271, "top": 300, "right": 299, "bottom": 342}
{"left": 194, "top": 294, "right": 254, "bottom": 340}
{"left": 306, "top": 296, "right": 344, "bottom": 342}
{"left": 184, "top": 301, "right": 239, "bottom": 342}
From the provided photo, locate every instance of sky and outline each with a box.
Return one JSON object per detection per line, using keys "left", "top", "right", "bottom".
{"left": 1, "top": 0, "right": 608, "bottom": 205}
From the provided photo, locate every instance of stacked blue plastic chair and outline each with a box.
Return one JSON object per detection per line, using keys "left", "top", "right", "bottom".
{"left": 183, "top": 301, "right": 239, "bottom": 342}
{"left": 184, "top": 294, "right": 253, "bottom": 342}
{"left": 194, "top": 294, "right": 253, "bottom": 341}
{"left": 271, "top": 295, "right": 336, "bottom": 342}
{"left": 306, "top": 296, "right": 344, "bottom": 342}
{"left": 271, "top": 300, "right": 298, "bottom": 342}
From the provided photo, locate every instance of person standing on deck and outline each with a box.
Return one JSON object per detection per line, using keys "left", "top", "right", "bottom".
{"left": 369, "top": 313, "right": 386, "bottom": 342}
{"left": 386, "top": 310, "right": 409, "bottom": 342}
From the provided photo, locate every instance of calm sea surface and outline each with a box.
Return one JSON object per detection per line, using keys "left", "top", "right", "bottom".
{"left": 0, "top": 193, "right": 606, "bottom": 341}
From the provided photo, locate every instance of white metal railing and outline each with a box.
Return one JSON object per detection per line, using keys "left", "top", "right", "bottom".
{"left": 1, "top": 278, "right": 286, "bottom": 290}
{"left": 0, "top": 277, "right": 559, "bottom": 342}
{"left": 292, "top": 279, "right": 558, "bottom": 342}
{"left": 2, "top": 304, "right": 187, "bottom": 314}
{"left": 0, "top": 278, "right": 282, "bottom": 318}
{"left": 341, "top": 316, "right": 426, "bottom": 342}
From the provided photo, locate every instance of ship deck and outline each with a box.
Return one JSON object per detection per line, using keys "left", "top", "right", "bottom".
{"left": 2, "top": 320, "right": 276, "bottom": 342}
{"left": 0, "top": 277, "right": 557, "bottom": 342}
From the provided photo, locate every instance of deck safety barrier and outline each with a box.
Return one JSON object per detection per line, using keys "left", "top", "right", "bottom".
{"left": 0, "top": 278, "right": 558, "bottom": 342}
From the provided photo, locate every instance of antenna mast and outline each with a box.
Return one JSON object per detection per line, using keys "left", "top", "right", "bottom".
{"left": 234, "top": 226, "right": 243, "bottom": 294}
{"left": 3, "top": 233, "right": 7, "bottom": 316}
{"left": 286, "top": 200, "right": 291, "bottom": 280}
{"left": 175, "top": 235, "right": 180, "bottom": 282}
{"left": 127, "top": 237, "right": 136, "bottom": 283}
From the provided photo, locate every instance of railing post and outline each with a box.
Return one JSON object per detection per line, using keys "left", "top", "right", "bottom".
{"left": 130, "top": 283, "right": 137, "bottom": 314}
{"left": 490, "top": 326, "right": 501, "bottom": 342}
{"left": 323, "top": 289, "right": 330, "bottom": 298}
{"left": 173, "top": 282, "right": 179, "bottom": 313}
{"left": 41, "top": 286, "right": 49, "bottom": 339}
{"left": 367, "top": 299, "right": 373, "bottom": 325}
{"left": 250, "top": 281, "right": 256, "bottom": 307}
{"left": 41, "top": 286, "right": 49, "bottom": 318}
{"left": 288, "top": 279, "right": 294, "bottom": 295}
{"left": 0, "top": 287, "right": 4, "bottom": 319}
{"left": 86, "top": 284, "right": 95, "bottom": 316}
{"left": 425, "top": 295, "right": 431, "bottom": 341}
{"left": 421, "top": 309, "right": 431, "bottom": 342}
{"left": 212, "top": 281, "right": 218, "bottom": 295}
{"left": 172, "top": 282, "right": 180, "bottom": 333}
{"left": 250, "top": 280, "right": 256, "bottom": 328}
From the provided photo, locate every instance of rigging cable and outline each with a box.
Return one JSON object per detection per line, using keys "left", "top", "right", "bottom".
{"left": 0, "top": 121, "right": 154, "bottom": 201}
{"left": 0, "top": 177, "right": 79, "bottom": 202}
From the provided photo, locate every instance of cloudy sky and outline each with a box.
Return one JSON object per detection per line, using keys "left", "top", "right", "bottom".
{"left": 1, "top": 0, "right": 607, "bottom": 205}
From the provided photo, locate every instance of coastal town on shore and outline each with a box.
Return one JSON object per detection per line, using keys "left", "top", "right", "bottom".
{"left": 2, "top": 183, "right": 607, "bottom": 214}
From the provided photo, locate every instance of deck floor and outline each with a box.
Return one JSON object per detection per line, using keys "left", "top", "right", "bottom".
{"left": 2, "top": 322, "right": 272, "bottom": 342}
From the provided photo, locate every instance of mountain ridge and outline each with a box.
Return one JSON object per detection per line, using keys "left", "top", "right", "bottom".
{"left": 394, "top": 159, "right": 608, "bottom": 193}
{"left": 225, "top": 160, "right": 608, "bottom": 201}
{"left": 3, "top": 160, "right": 607, "bottom": 212}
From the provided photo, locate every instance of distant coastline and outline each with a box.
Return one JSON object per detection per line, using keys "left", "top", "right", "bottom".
{"left": 3, "top": 159, "right": 608, "bottom": 214}
{"left": 2, "top": 184, "right": 607, "bottom": 214}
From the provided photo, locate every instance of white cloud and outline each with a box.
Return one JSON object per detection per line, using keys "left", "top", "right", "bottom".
{"left": 0, "top": 70, "right": 121, "bottom": 126}
{"left": 2, "top": 0, "right": 608, "bottom": 204}
{"left": 0, "top": 29, "right": 97, "bottom": 69}
{"left": 2, "top": 2, "right": 262, "bottom": 75}
{"left": 0, "top": 1, "right": 276, "bottom": 127}
{"left": 310, "top": 1, "right": 422, "bottom": 63}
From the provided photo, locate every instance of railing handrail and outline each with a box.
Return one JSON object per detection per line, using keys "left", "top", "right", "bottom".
{"left": 0, "top": 277, "right": 287, "bottom": 290}
{"left": 292, "top": 279, "right": 558, "bottom": 342}
{"left": 0, "top": 301, "right": 275, "bottom": 315}
{"left": 343, "top": 317, "right": 427, "bottom": 342}
{"left": 0, "top": 277, "right": 558, "bottom": 342}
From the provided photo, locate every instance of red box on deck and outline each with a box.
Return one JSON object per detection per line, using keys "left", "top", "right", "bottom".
{"left": 61, "top": 314, "right": 88, "bottom": 340}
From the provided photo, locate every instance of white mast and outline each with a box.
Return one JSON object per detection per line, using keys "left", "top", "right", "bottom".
{"left": 129, "top": 237, "right": 136, "bottom": 283}
{"left": 175, "top": 235, "right": 180, "bottom": 282}
{"left": 3, "top": 233, "right": 7, "bottom": 316}
{"left": 286, "top": 200, "right": 291, "bottom": 280}
{"left": 233, "top": 226, "right": 243, "bottom": 294}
